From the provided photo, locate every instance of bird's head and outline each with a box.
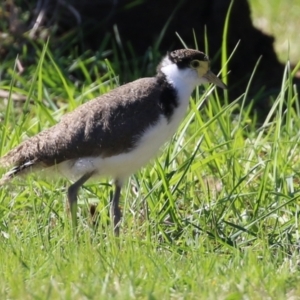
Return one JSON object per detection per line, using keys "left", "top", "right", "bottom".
{"left": 158, "top": 49, "right": 227, "bottom": 90}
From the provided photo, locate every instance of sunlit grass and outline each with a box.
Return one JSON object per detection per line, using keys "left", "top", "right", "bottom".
{"left": 0, "top": 41, "right": 300, "bottom": 298}
{"left": 1, "top": 1, "right": 300, "bottom": 294}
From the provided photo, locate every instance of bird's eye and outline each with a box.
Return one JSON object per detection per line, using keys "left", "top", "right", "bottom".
{"left": 190, "top": 60, "right": 200, "bottom": 68}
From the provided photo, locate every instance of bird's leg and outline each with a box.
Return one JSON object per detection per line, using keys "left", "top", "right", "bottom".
{"left": 67, "top": 171, "right": 94, "bottom": 228}
{"left": 110, "top": 181, "right": 122, "bottom": 236}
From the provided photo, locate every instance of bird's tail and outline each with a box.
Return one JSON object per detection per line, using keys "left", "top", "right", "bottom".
{"left": 0, "top": 160, "right": 37, "bottom": 185}
{"left": 0, "top": 145, "right": 38, "bottom": 185}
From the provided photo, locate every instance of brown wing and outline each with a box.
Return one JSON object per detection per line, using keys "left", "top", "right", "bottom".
{"left": 0, "top": 77, "right": 168, "bottom": 169}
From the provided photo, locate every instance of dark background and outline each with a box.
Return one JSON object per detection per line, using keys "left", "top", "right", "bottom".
{"left": 1, "top": 0, "right": 298, "bottom": 116}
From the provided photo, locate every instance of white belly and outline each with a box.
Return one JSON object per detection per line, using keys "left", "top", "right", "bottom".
{"left": 57, "top": 109, "right": 186, "bottom": 183}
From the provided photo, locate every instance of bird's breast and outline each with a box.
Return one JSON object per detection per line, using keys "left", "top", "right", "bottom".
{"left": 57, "top": 100, "right": 189, "bottom": 183}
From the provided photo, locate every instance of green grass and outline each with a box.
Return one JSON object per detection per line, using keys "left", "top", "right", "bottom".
{"left": 0, "top": 45, "right": 300, "bottom": 299}
{"left": 1, "top": 8, "right": 300, "bottom": 297}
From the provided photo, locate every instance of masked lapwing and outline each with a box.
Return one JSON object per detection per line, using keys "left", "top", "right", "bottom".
{"left": 0, "top": 49, "right": 226, "bottom": 235}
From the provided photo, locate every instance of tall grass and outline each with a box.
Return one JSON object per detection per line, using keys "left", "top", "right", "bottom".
{"left": 1, "top": 30, "right": 300, "bottom": 300}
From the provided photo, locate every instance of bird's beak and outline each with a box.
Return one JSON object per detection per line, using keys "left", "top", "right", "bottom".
{"left": 203, "top": 70, "right": 227, "bottom": 89}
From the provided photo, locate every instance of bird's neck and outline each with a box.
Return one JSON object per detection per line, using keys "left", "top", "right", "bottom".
{"left": 159, "top": 64, "right": 198, "bottom": 101}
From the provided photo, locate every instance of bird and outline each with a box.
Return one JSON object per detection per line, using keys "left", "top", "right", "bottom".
{"left": 0, "top": 49, "right": 226, "bottom": 235}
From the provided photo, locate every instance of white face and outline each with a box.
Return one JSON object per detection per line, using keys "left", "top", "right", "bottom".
{"left": 160, "top": 57, "right": 209, "bottom": 91}
{"left": 159, "top": 55, "right": 226, "bottom": 90}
